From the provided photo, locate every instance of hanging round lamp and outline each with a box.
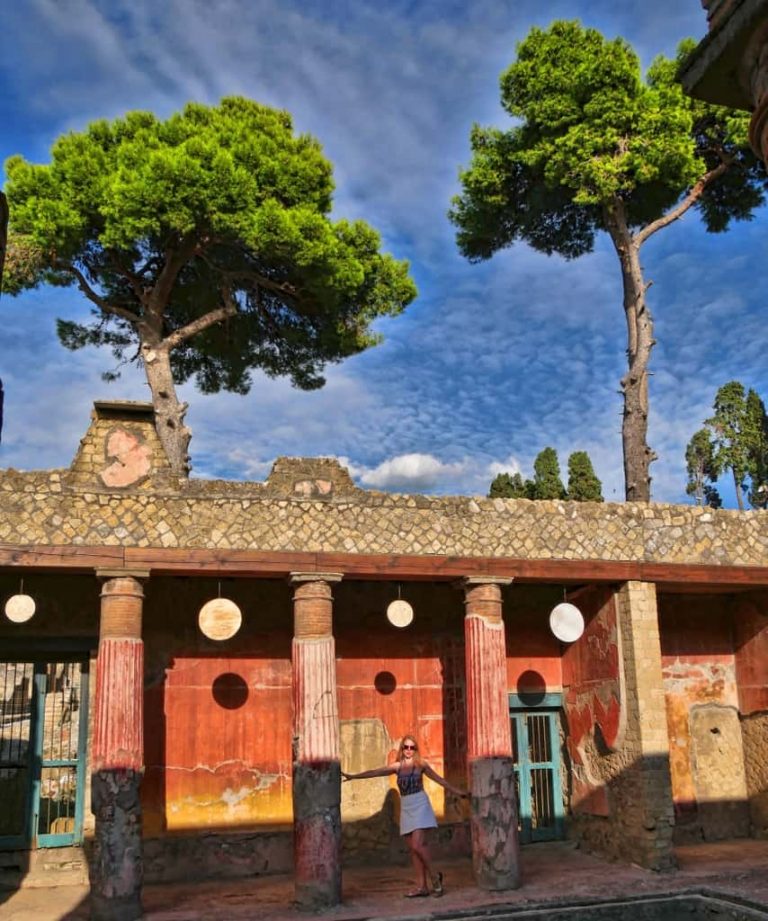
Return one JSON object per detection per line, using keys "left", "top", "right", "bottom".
{"left": 5, "top": 578, "right": 36, "bottom": 624}
{"left": 5, "top": 593, "right": 36, "bottom": 624}
{"left": 387, "top": 584, "right": 414, "bottom": 628}
{"left": 198, "top": 597, "right": 242, "bottom": 641}
{"left": 549, "top": 602, "right": 584, "bottom": 643}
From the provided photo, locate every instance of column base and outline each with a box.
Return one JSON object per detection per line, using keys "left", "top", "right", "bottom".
{"left": 470, "top": 757, "right": 521, "bottom": 890}
{"left": 293, "top": 761, "right": 342, "bottom": 909}
{"left": 90, "top": 768, "right": 143, "bottom": 921}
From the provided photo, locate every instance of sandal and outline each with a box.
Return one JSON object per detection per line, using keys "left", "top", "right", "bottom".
{"left": 431, "top": 872, "right": 444, "bottom": 897}
{"left": 405, "top": 888, "right": 429, "bottom": 898}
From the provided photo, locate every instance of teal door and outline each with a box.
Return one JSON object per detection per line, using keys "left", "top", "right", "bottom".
{"left": 0, "top": 658, "right": 89, "bottom": 849}
{"left": 510, "top": 694, "right": 565, "bottom": 843}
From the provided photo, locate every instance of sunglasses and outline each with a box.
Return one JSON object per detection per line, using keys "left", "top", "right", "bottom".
{"left": 403, "top": 744, "right": 417, "bottom": 750}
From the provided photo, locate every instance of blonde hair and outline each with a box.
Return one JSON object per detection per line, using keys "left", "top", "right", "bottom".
{"left": 396, "top": 733, "right": 422, "bottom": 765}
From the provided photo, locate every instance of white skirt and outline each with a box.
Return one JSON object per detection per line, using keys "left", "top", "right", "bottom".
{"left": 399, "top": 790, "right": 438, "bottom": 836}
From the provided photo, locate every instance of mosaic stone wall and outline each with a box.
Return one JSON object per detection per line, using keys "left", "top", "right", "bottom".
{"left": 0, "top": 402, "right": 766, "bottom": 567}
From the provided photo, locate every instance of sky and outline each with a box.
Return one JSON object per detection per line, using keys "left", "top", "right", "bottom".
{"left": 1, "top": 0, "right": 766, "bottom": 505}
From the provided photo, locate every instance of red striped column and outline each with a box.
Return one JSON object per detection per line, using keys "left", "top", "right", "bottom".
{"left": 463, "top": 577, "right": 520, "bottom": 890}
{"left": 91, "top": 571, "right": 148, "bottom": 921}
{"left": 290, "top": 573, "right": 343, "bottom": 909}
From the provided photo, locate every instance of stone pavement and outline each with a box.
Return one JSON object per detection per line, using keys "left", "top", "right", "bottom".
{"left": 2, "top": 839, "right": 768, "bottom": 921}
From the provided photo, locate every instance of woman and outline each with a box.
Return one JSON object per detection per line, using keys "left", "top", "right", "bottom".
{"left": 342, "top": 733, "right": 469, "bottom": 898}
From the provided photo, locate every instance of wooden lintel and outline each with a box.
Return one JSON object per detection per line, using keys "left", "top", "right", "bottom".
{"left": 0, "top": 545, "right": 124, "bottom": 571}
{"left": 0, "top": 543, "right": 767, "bottom": 589}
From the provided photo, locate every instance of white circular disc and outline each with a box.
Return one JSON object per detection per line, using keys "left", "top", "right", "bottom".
{"left": 549, "top": 602, "right": 584, "bottom": 643}
{"left": 387, "top": 599, "right": 414, "bottom": 628}
{"left": 5, "top": 594, "right": 36, "bottom": 624}
{"left": 198, "top": 598, "right": 242, "bottom": 641}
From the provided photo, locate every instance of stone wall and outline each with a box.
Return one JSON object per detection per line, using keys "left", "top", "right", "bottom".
{"left": 567, "top": 582, "right": 675, "bottom": 870}
{"left": 1, "top": 467, "right": 766, "bottom": 569}
{"left": 660, "top": 594, "right": 750, "bottom": 843}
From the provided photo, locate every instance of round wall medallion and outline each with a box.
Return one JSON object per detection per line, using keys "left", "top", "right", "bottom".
{"left": 549, "top": 602, "right": 585, "bottom": 643}
{"left": 198, "top": 598, "right": 242, "bottom": 641}
{"left": 5, "top": 594, "right": 36, "bottom": 624}
{"left": 386, "top": 599, "right": 414, "bottom": 628}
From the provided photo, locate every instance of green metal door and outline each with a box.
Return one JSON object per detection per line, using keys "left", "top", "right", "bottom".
{"left": 0, "top": 658, "right": 89, "bottom": 849}
{"left": 510, "top": 694, "right": 565, "bottom": 844}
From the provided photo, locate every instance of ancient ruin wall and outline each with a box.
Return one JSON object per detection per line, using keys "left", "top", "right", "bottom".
{"left": 2, "top": 466, "right": 767, "bottom": 568}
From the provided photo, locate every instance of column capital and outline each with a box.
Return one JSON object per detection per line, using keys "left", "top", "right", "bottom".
{"left": 460, "top": 576, "right": 514, "bottom": 588}
{"left": 289, "top": 572, "right": 344, "bottom": 585}
{"left": 95, "top": 568, "right": 151, "bottom": 582}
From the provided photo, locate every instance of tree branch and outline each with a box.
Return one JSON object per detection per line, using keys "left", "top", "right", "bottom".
{"left": 149, "top": 235, "right": 201, "bottom": 317}
{"left": 633, "top": 161, "right": 730, "bottom": 247}
{"left": 161, "top": 288, "right": 239, "bottom": 351}
{"left": 57, "top": 260, "right": 139, "bottom": 324}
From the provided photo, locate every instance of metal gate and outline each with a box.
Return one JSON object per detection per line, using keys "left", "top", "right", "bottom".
{"left": 510, "top": 693, "right": 565, "bottom": 843}
{"left": 0, "top": 658, "right": 89, "bottom": 849}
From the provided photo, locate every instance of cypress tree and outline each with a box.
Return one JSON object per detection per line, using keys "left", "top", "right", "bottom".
{"left": 533, "top": 447, "right": 566, "bottom": 500}
{"left": 567, "top": 451, "right": 603, "bottom": 502}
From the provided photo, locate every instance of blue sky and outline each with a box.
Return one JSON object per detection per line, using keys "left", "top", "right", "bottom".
{"left": 1, "top": 0, "right": 766, "bottom": 504}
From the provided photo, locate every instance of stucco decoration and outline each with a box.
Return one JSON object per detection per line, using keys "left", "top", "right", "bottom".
{"left": 100, "top": 427, "right": 153, "bottom": 489}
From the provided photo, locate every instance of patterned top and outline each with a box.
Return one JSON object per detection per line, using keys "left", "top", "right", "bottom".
{"left": 397, "top": 764, "right": 424, "bottom": 796}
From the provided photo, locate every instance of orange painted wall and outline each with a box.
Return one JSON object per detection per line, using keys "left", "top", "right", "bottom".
{"left": 142, "top": 579, "right": 565, "bottom": 837}
{"left": 659, "top": 594, "right": 738, "bottom": 818}
{"left": 142, "top": 578, "right": 293, "bottom": 835}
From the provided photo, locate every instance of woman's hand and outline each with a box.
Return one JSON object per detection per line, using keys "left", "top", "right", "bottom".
{"left": 341, "top": 771, "right": 353, "bottom": 782}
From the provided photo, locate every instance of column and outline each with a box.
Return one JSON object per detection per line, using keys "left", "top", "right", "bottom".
{"left": 613, "top": 580, "right": 675, "bottom": 870}
{"left": 90, "top": 570, "right": 148, "bottom": 921}
{"left": 290, "top": 572, "right": 343, "bottom": 910}
{"left": 463, "top": 576, "right": 519, "bottom": 890}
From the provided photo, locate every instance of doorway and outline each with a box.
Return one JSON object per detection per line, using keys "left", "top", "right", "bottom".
{"left": 0, "top": 658, "right": 89, "bottom": 849}
{"left": 510, "top": 692, "right": 565, "bottom": 843}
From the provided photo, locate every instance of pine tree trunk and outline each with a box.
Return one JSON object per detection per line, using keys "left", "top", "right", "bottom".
{"left": 140, "top": 340, "right": 191, "bottom": 477}
{"left": 733, "top": 473, "right": 745, "bottom": 511}
{"left": 606, "top": 201, "right": 657, "bottom": 503}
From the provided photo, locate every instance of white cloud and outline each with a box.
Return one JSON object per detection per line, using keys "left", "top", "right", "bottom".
{"left": 354, "top": 453, "right": 467, "bottom": 492}
{"left": 2, "top": 0, "right": 764, "bottom": 512}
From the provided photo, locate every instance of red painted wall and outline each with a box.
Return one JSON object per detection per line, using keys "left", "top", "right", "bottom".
{"left": 561, "top": 586, "right": 621, "bottom": 817}
{"left": 143, "top": 580, "right": 564, "bottom": 836}
{"left": 733, "top": 597, "right": 768, "bottom": 714}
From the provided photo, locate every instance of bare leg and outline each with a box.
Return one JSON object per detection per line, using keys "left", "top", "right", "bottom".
{"left": 411, "top": 829, "right": 434, "bottom": 883}
{"left": 405, "top": 833, "right": 428, "bottom": 893}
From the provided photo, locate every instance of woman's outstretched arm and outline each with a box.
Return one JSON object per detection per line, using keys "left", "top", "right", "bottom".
{"left": 422, "top": 763, "right": 470, "bottom": 797}
{"left": 342, "top": 764, "right": 397, "bottom": 781}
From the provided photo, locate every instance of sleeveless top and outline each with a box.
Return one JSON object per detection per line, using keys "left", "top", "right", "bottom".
{"left": 397, "top": 763, "right": 424, "bottom": 796}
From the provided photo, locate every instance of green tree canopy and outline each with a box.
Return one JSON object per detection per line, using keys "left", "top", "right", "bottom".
{"left": 533, "top": 447, "right": 566, "bottom": 500}
{"left": 704, "top": 382, "right": 768, "bottom": 510}
{"left": 488, "top": 471, "right": 532, "bottom": 499}
{"left": 2, "top": 97, "right": 417, "bottom": 474}
{"left": 566, "top": 451, "right": 603, "bottom": 501}
{"left": 685, "top": 428, "right": 721, "bottom": 507}
{"left": 451, "top": 21, "right": 766, "bottom": 501}
{"left": 745, "top": 389, "right": 768, "bottom": 509}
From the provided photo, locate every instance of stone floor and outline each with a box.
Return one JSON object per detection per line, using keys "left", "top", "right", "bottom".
{"left": 2, "top": 839, "right": 768, "bottom": 921}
